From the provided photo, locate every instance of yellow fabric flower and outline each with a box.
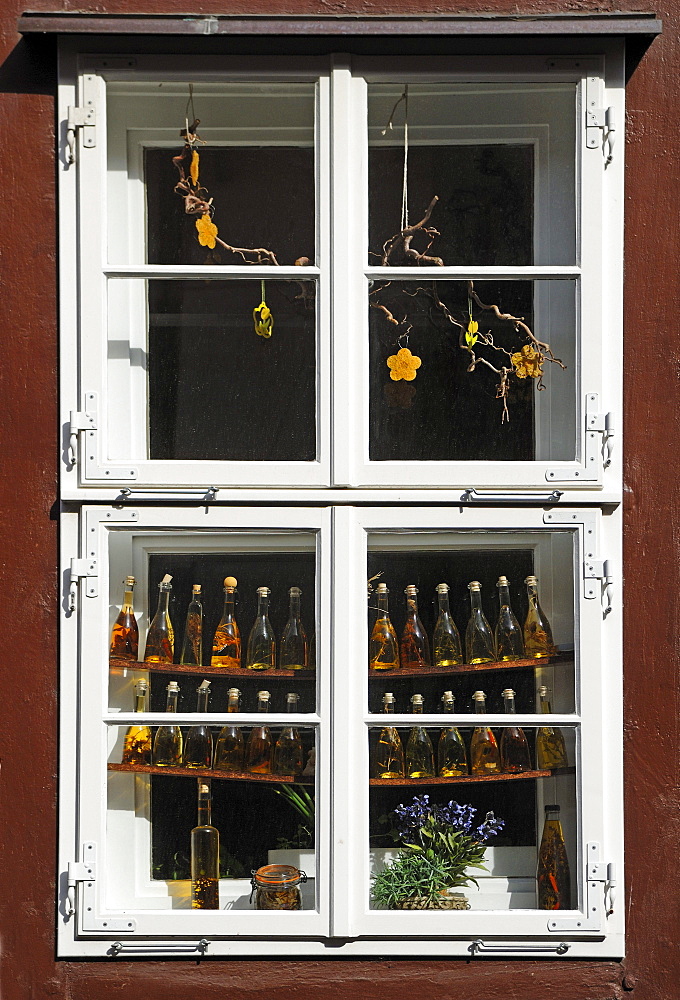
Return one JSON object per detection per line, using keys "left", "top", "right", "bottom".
{"left": 190, "top": 149, "right": 200, "bottom": 187}
{"left": 253, "top": 301, "right": 274, "bottom": 338}
{"left": 465, "top": 319, "right": 479, "bottom": 348}
{"left": 386, "top": 347, "right": 422, "bottom": 382}
{"left": 511, "top": 344, "right": 544, "bottom": 379}
{"left": 196, "top": 213, "right": 218, "bottom": 249}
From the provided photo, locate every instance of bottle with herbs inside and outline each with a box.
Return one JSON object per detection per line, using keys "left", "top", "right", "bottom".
{"left": 400, "top": 585, "right": 430, "bottom": 670}
{"left": 211, "top": 576, "right": 241, "bottom": 669}
{"left": 405, "top": 694, "right": 435, "bottom": 778}
{"left": 523, "top": 575, "right": 557, "bottom": 659}
{"left": 432, "top": 583, "right": 462, "bottom": 668}
{"left": 272, "top": 693, "right": 304, "bottom": 776}
{"left": 152, "top": 680, "right": 183, "bottom": 766}
{"left": 191, "top": 780, "right": 220, "bottom": 909}
{"left": 438, "top": 691, "right": 468, "bottom": 777}
{"left": 245, "top": 690, "right": 273, "bottom": 773}
{"left": 537, "top": 804, "right": 571, "bottom": 909}
{"left": 183, "top": 680, "right": 213, "bottom": 769}
{"left": 144, "top": 574, "right": 174, "bottom": 664}
{"left": 469, "top": 690, "right": 501, "bottom": 775}
{"left": 180, "top": 584, "right": 203, "bottom": 666}
{"left": 494, "top": 576, "right": 525, "bottom": 661}
{"left": 121, "top": 679, "right": 151, "bottom": 765}
{"left": 110, "top": 575, "right": 139, "bottom": 661}
{"left": 373, "top": 692, "right": 405, "bottom": 779}
{"left": 536, "top": 685, "right": 569, "bottom": 769}
{"left": 369, "top": 583, "right": 399, "bottom": 671}
{"left": 214, "top": 687, "right": 245, "bottom": 772}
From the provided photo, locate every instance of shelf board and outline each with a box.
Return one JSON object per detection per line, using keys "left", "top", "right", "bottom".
{"left": 369, "top": 655, "right": 569, "bottom": 679}
{"left": 109, "top": 658, "right": 315, "bottom": 680}
{"left": 370, "top": 769, "right": 551, "bottom": 786}
{"left": 108, "top": 762, "right": 313, "bottom": 784}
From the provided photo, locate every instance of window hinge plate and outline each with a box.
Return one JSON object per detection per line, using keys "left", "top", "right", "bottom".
{"left": 66, "top": 98, "right": 96, "bottom": 164}
{"left": 66, "top": 843, "right": 136, "bottom": 933}
{"left": 73, "top": 393, "right": 137, "bottom": 482}
{"left": 585, "top": 76, "right": 616, "bottom": 165}
{"left": 548, "top": 843, "right": 616, "bottom": 933}
{"left": 68, "top": 556, "right": 98, "bottom": 611}
{"left": 68, "top": 408, "right": 97, "bottom": 467}
{"left": 584, "top": 557, "right": 614, "bottom": 615}
{"left": 546, "top": 394, "right": 613, "bottom": 483}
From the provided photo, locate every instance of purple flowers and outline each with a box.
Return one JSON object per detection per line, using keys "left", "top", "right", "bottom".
{"left": 392, "top": 795, "right": 504, "bottom": 844}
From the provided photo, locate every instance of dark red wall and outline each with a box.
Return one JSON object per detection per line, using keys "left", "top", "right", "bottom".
{"left": 0, "top": 3, "right": 678, "bottom": 999}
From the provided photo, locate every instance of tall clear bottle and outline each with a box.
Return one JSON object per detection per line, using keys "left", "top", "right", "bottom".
{"left": 214, "top": 687, "right": 245, "bottom": 772}
{"left": 279, "top": 587, "right": 309, "bottom": 671}
{"left": 273, "top": 693, "right": 304, "bottom": 775}
{"left": 110, "top": 575, "right": 139, "bottom": 661}
{"left": 373, "top": 692, "right": 405, "bottom": 778}
{"left": 437, "top": 691, "right": 468, "bottom": 777}
{"left": 494, "top": 576, "right": 525, "bottom": 661}
{"left": 537, "top": 804, "right": 571, "bottom": 909}
{"left": 523, "top": 575, "right": 557, "bottom": 659}
{"left": 369, "top": 583, "right": 399, "bottom": 671}
{"left": 432, "top": 583, "right": 462, "bottom": 668}
{"left": 536, "top": 685, "right": 569, "bottom": 769}
{"left": 499, "top": 688, "right": 532, "bottom": 772}
{"left": 469, "top": 690, "right": 501, "bottom": 775}
{"left": 191, "top": 780, "right": 220, "bottom": 909}
{"left": 122, "top": 679, "right": 151, "bottom": 765}
{"left": 400, "top": 585, "right": 431, "bottom": 670}
{"left": 180, "top": 584, "right": 203, "bottom": 666}
{"left": 184, "top": 680, "right": 213, "bottom": 768}
{"left": 405, "top": 694, "right": 435, "bottom": 778}
{"left": 211, "top": 576, "right": 241, "bottom": 668}
{"left": 465, "top": 581, "right": 495, "bottom": 664}
{"left": 245, "top": 690, "right": 273, "bottom": 773}
{"left": 144, "top": 574, "right": 174, "bottom": 664}
{"left": 152, "top": 680, "right": 183, "bottom": 766}
{"left": 246, "top": 587, "right": 276, "bottom": 671}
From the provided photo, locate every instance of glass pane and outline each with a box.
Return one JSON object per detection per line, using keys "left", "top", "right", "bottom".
{"left": 368, "top": 279, "right": 576, "bottom": 462}
{"left": 368, "top": 83, "right": 576, "bottom": 267}
{"left": 368, "top": 727, "right": 577, "bottom": 911}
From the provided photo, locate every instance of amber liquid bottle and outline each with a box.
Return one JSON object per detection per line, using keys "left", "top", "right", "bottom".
{"left": 374, "top": 692, "right": 405, "bottom": 778}
{"left": 537, "top": 804, "right": 572, "bottom": 909}
{"left": 369, "top": 583, "right": 399, "bottom": 671}
{"left": 279, "top": 587, "right": 309, "bottom": 671}
{"left": 405, "top": 694, "right": 435, "bottom": 778}
{"left": 246, "top": 690, "right": 273, "bottom": 773}
{"left": 246, "top": 587, "right": 276, "bottom": 671}
{"left": 191, "top": 780, "right": 220, "bottom": 909}
{"left": 273, "top": 693, "right": 304, "bottom": 776}
{"left": 494, "top": 576, "right": 525, "bottom": 661}
{"left": 536, "top": 685, "right": 569, "bottom": 769}
{"left": 438, "top": 691, "right": 468, "bottom": 777}
{"left": 432, "top": 583, "right": 462, "bottom": 668}
{"left": 470, "top": 690, "right": 501, "bottom": 774}
{"left": 110, "top": 575, "right": 139, "bottom": 661}
{"left": 523, "top": 575, "right": 557, "bottom": 659}
{"left": 211, "top": 576, "right": 241, "bottom": 669}
{"left": 184, "top": 679, "right": 213, "bottom": 769}
{"left": 465, "top": 581, "right": 495, "bottom": 664}
{"left": 122, "top": 679, "right": 151, "bottom": 765}
{"left": 214, "top": 687, "right": 245, "bottom": 772}
{"left": 400, "top": 585, "right": 430, "bottom": 670}
{"left": 180, "top": 584, "right": 203, "bottom": 666}
{"left": 499, "top": 688, "right": 532, "bottom": 772}
{"left": 152, "top": 681, "right": 183, "bottom": 766}
{"left": 144, "top": 574, "right": 174, "bottom": 664}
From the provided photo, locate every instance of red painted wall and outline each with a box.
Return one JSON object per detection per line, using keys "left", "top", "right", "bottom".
{"left": 0, "top": 3, "right": 678, "bottom": 999}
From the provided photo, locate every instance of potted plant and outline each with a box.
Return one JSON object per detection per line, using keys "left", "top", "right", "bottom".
{"left": 370, "top": 795, "right": 504, "bottom": 910}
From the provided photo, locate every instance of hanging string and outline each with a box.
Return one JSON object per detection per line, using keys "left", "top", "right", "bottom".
{"left": 400, "top": 85, "right": 409, "bottom": 233}
{"left": 184, "top": 83, "right": 197, "bottom": 140}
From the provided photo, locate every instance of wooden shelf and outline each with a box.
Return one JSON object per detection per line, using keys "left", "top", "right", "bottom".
{"left": 369, "top": 654, "right": 569, "bottom": 679}
{"left": 108, "top": 762, "right": 313, "bottom": 784}
{"left": 109, "top": 658, "right": 315, "bottom": 680}
{"left": 370, "top": 769, "right": 551, "bottom": 786}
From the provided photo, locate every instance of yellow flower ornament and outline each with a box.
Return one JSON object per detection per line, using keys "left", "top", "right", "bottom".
{"left": 511, "top": 344, "right": 544, "bottom": 379}
{"left": 387, "top": 347, "right": 422, "bottom": 382}
{"left": 465, "top": 319, "right": 479, "bottom": 348}
{"left": 196, "top": 213, "right": 218, "bottom": 249}
{"left": 253, "top": 301, "right": 274, "bottom": 339}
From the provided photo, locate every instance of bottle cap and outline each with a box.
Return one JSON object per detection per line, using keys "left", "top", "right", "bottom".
{"left": 289, "top": 586, "right": 302, "bottom": 597}
{"left": 442, "top": 690, "right": 454, "bottom": 700}
{"left": 286, "top": 692, "right": 300, "bottom": 703}
{"left": 544, "top": 804, "right": 560, "bottom": 812}
{"left": 227, "top": 687, "right": 241, "bottom": 699}
{"left": 468, "top": 580, "right": 481, "bottom": 592}
{"left": 257, "top": 690, "right": 271, "bottom": 701}
{"left": 135, "top": 679, "right": 148, "bottom": 694}
{"left": 404, "top": 584, "right": 418, "bottom": 596}
{"left": 257, "top": 586, "right": 271, "bottom": 597}
{"left": 410, "top": 693, "right": 424, "bottom": 705}
{"left": 376, "top": 583, "right": 389, "bottom": 594}
{"left": 166, "top": 681, "right": 180, "bottom": 692}
{"left": 436, "top": 583, "right": 449, "bottom": 594}
{"left": 192, "top": 584, "right": 201, "bottom": 594}
{"left": 502, "top": 688, "right": 516, "bottom": 699}
{"left": 125, "top": 575, "right": 135, "bottom": 588}
{"left": 199, "top": 782, "right": 210, "bottom": 796}
{"left": 525, "top": 575, "right": 538, "bottom": 586}
{"left": 538, "top": 685, "right": 548, "bottom": 696}
{"left": 497, "top": 576, "right": 509, "bottom": 586}
{"left": 197, "top": 679, "right": 211, "bottom": 693}
{"left": 224, "top": 576, "right": 237, "bottom": 589}
{"left": 472, "top": 690, "right": 486, "bottom": 701}
{"left": 383, "top": 692, "right": 395, "bottom": 702}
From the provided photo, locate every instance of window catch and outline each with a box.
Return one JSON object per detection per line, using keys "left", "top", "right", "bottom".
{"left": 469, "top": 939, "right": 569, "bottom": 956}
{"left": 66, "top": 104, "right": 96, "bottom": 165}
{"left": 586, "top": 105, "right": 616, "bottom": 166}
{"left": 460, "top": 489, "right": 563, "bottom": 505}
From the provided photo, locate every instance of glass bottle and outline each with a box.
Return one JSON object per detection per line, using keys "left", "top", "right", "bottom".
{"left": 279, "top": 587, "right": 309, "bottom": 671}
{"left": 214, "top": 687, "right": 245, "bottom": 772}
{"left": 537, "top": 804, "right": 572, "bottom": 909}
{"left": 144, "top": 574, "right": 174, "bottom": 664}
{"left": 465, "top": 581, "right": 495, "bottom": 665}
{"left": 246, "top": 587, "right": 276, "bottom": 671}
{"left": 536, "top": 685, "right": 569, "bottom": 769}
{"left": 191, "top": 780, "right": 220, "bottom": 909}
{"left": 180, "top": 584, "right": 203, "bottom": 666}
{"left": 245, "top": 690, "right": 273, "bottom": 773}
{"left": 369, "top": 583, "right": 400, "bottom": 671}
{"left": 405, "top": 694, "right": 435, "bottom": 778}
{"left": 432, "top": 583, "right": 462, "bottom": 668}
{"left": 184, "top": 680, "right": 213, "bottom": 769}
{"left": 494, "top": 576, "right": 525, "bottom": 661}
{"left": 122, "top": 678, "right": 151, "bottom": 765}
{"left": 109, "top": 575, "right": 139, "bottom": 661}
{"left": 499, "top": 688, "right": 532, "bottom": 772}
{"left": 211, "top": 576, "right": 241, "bottom": 669}
{"left": 373, "top": 692, "right": 405, "bottom": 778}
{"left": 273, "top": 693, "right": 304, "bottom": 775}
{"left": 523, "top": 575, "right": 557, "bottom": 659}
{"left": 152, "top": 680, "right": 183, "bottom": 766}
{"left": 437, "top": 691, "right": 468, "bottom": 777}
{"left": 469, "top": 690, "right": 501, "bottom": 775}
{"left": 400, "top": 585, "right": 431, "bottom": 670}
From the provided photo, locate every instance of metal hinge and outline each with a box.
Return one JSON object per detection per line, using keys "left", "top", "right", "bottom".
{"left": 66, "top": 103, "right": 96, "bottom": 164}
{"left": 548, "top": 842, "right": 616, "bottom": 933}
{"left": 584, "top": 557, "right": 614, "bottom": 616}
{"left": 66, "top": 843, "right": 136, "bottom": 933}
{"left": 72, "top": 392, "right": 137, "bottom": 481}
{"left": 68, "top": 408, "right": 97, "bottom": 467}
{"left": 68, "top": 556, "right": 98, "bottom": 611}
{"left": 546, "top": 394, "right": 612, "bottom": 483}
{"left": 585, "top": 76, "right": 616, "bottom": 166}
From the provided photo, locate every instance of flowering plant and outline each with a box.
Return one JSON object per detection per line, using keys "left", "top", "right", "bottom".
{"left": 371, "top": 796, "right": 504, "bottom": 908}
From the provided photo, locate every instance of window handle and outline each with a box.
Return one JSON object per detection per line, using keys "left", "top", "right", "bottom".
{"left": 460, "top": 489, "right": 563, "bottom": 505}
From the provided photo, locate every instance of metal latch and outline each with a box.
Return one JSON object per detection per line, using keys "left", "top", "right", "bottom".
{"left": 460, "top": 489, "right": 563, "bottom": 505}
{"left": 66, "top": 104, "right": 96, "bottom": 164}
{"left": 68, "top": 556, "right": 98, "bottom": 611}
{"left": 548, "top": 842, "right": 615, "bottom": 933}
{"left": 586, "top": 409, "right": 615, "bottom": 468}
{"left": 585, "top": 77, "right": 616, "bottom": 165}
{"left": 68, "top": 409, "right": 97, "bottom": 467}
{"left": 584, "top": 558, "right": 613, "bottom": 616}
{"left": 469, "top": 939, "right": 569, "bottom": 956}
{"left": 110, "top": 939, "right": 209, "bottom": 956}
{"left": 65, "top": 843, "right": 136, "bottom": 933}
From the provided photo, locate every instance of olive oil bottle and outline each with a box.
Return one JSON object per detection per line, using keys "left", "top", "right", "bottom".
{"left": 191, "top": 780, "right": 220, "bottom": 909}
{"left": 469, "top": 690, "right": 501, "bottom": 775}
{"left": 537, "top": 804, "right": 571, "bottom": 909}
{"left": 536, "top": 685, "right": 569, "bottom": 769}
{"left": 374, "top": 692, "right": 405, "bottom": 778}
{"left": 110, "top": 575, "right": 139, "bottom": 661}
{"left": 122, "top": 679, "right": 151, "bottom": 765}
{"left": 494, "top": 576, "right": 525, "bottom": 661}
{"left": 211, "top": 576, "right": 241, "bottom": 668}
{"left": 432, "top": 583, "right": 462, "bottom": 668}
{"left": 465, "top": 581, "right": 495, "bottom": 664}
{"left": 369, "top": 583, "right": 399, "bottom": 671}
{"left": 214, "top": 687, "right": 245, "bottom": 772}
{"left": 152, "top": 680, "right": 183, "bottom": 766}
{"left": 400, "top": 585, "right": 430, "bottom": 670}
{"left": 405, "top": 694, "right": 435, "bottom": 778}
{"left": 437, "top": 691, "right": 468, "bottom": 777}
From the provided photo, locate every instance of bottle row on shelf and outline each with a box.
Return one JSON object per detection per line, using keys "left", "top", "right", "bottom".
{"left": 370, "top": 576, "right": 556, "bottom": 672}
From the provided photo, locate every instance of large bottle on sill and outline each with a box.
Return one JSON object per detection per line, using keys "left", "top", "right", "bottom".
{"left": 184, "top": 680, "right": 214, "bottom": 769}
{"left": 469, "top": 690, "right": 501, "bottom": 775}
{"left": 494, "top": 576, "right": 525, "bottom": 661}
{"left": 246, "top": 587, "right": 276, "bottom": 671}
{"left": 214, "top": 687, "right": 245, "bottom": 772}
{"left": 499, "top": 688, "right": 532, "bottom": 772}
{"left": 273, "top": 693, "right": 304, "bottom": 776}
{"left": 369, "top": 583, "right": 400, "bottom": 671}
{"left": 245, "top": 690, "right": 273, "bottom": 773}
{"left": 180, "top": 584, "right": 203, "bottom": 666}
{"left": 405, "top": 694, "right": 435, "bottom": 778}
{"left": 144, "top": 574, "right": 174, "bottom": 664}
{"left": 537, "top": 804, "right": 571, "bottom": 909}
{"left": 438, "top": 691, "right": 468, "bottom": 777}
{"left": 432, "top": 583, "right": 462, "bottom": 668}
{"left": 523, "top": 575, "right": 557, "bottom": 659}
{"left": 109, "top": 575, "right": 139, "bottom": 661}
{"left": 153, "top": 680, "right": 183, "bottom": 766}
{"left": 191, "top": 780, "right": 220, "bottom": 909}
{"left": 374, "top": 692, "right": 405, "bottom": 778}
{"left": 400, "top": 585, "right": 430, "bottom": 670}
{"left": 122, "top": 679, "right": 151, "bottom": 765}
{"left": 279, "top": 587, "right": 309, "bottom": 671}
{"left": 536, "top": 685, "right": 569, "bottom": 769}
{"left": 211, "top": 576, "right": 241, "bottom": 669}
{"left": 465, "top": 581, "right": 495, "bottom": 665}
